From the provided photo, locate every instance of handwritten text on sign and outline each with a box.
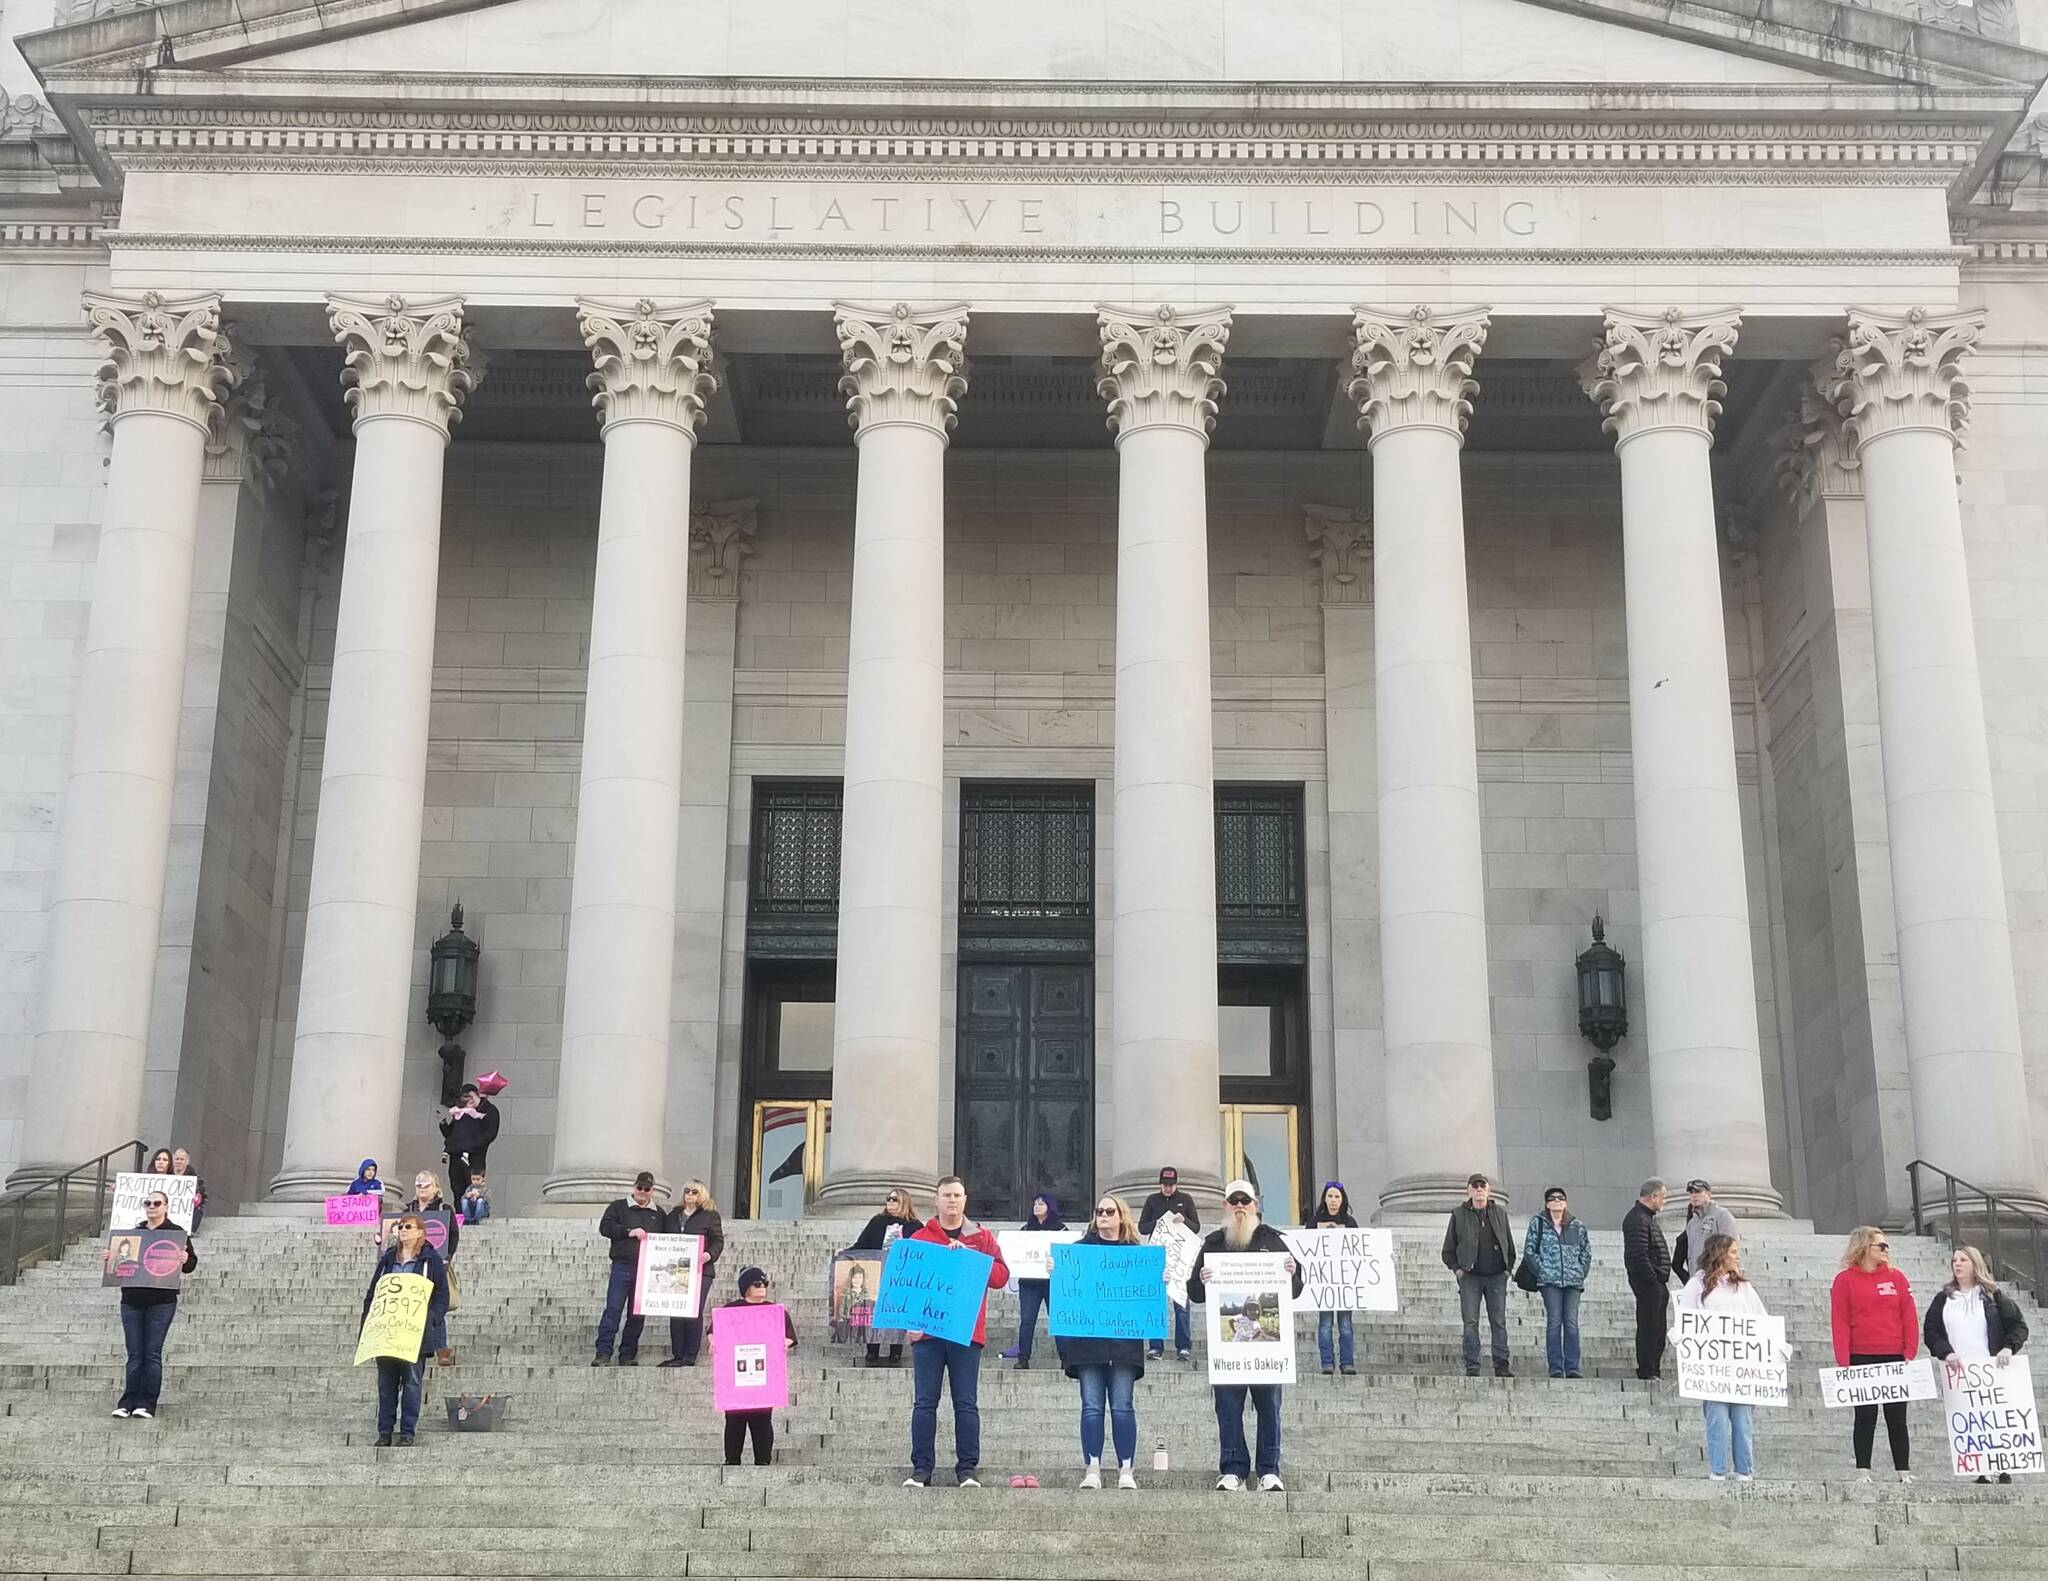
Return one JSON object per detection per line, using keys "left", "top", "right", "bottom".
{"left": 354, "top": 1273, "right": 433, "bottom": 1366}
{"left": 324, "top": 1194, "right": 381, "bottom": 1227}
{"left": 1817, "top": 1358, "right": 1938, "bottom": 1409}
{"left": 1674, "top": 1311, "right": 1789, "bottom": 1407}
{"left": 1942, "top": 1356, "right": 2043, "bottom": 1478}
{"left": 1151, "top": 1221, "right": 1203, "bottom": 1310}
{"left": 1282, "top": 1227, "right": 1399, "bottom": 1314}
{"left": 112, "top": 1173, "right": 199, "bottom": 1233}
{"left": 873, "top": 1237, "right": 994, "bottom": 1347}
{"left": 1048, "top": 1243, "right": 1168, "bottom": 1341}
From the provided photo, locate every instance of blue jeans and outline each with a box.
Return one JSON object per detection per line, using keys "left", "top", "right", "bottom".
{"left": 1153, "top": 1303, "right": 1191, "bottom": 1355}
{"left": 1213, "top": 1384, "right": 1282, "bottom": 1479}
{"left": 1458, "top": 1271, "right": 1510, "bottom": 1368}
{"left": 1076, "top": 1362, "right": 1138, "bottom": 1467}
{"left": 1317, "top": 1311, "right": 1354, "bottom": 1369}
{"left": 1540, "top": 1285, "right": 1582, "bottom": 1377}
{"left": 909, "top": 1338, "right": 982, "bottom": 1483}
{"left": 1016, "top": 1281, "right": 1047, "bottom": 1362}
{"left": 1702, "top": 1400, "right": 1755, "bottom": 1478}
{"left": 376, "top": 1357, "right": 423, "bottom": 1436}
{"left": 118, "top": 1300, "right": 176, "bottom": 1411}
{"left": 594, "top": 1259, "right": 644, "bottom": 1360}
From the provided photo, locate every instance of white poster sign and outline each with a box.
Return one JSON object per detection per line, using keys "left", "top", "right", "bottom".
{"left": 1281, "top": 1227, "right": 1398, "bottom": 1314}
{"left": 996, "top": 1229, "right": 1082, "bottom": 1283}
{"left": 111, "top": 1173, "right": 199, "bottom": 1233}
{"left": 1817, "top": 1357, "right": 1938, "bottom": 1409}
{"left": 1151, "top": 1221, "right": 1203, "bottom": 1310}
{"left": 1673, "top": 1310, "right": 1789, "bottom": 1407}
{"left": 1202, "top": 1251, "right": 1297, "bottom": 1386}
{"left": 633, "top": 1232, "right": 704, "bottom": 1319}
{"left": 1941, "top": 1355, "right": 2043, "bottom": 1478}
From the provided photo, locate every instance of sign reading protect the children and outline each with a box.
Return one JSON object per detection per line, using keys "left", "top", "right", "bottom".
{"left": 1942, "top": 1355, "right": 2043, "bottom": 1478}
{"left": 712, "top": 1301, "right": 791, "bottom": 1412}
{"left": 1048, "top": 1243, "right": 1168, "bottom": 1341}
{"left": 871, "top": 1236, "right": 993, "bottom": 1347}
{"left": 102, "top": 1226, "right": 188, "bottom": 1291}
{"left": 1674, "top": 1310, "right": 1790, "bottom": 1407}
{"left": 1281, "top": 1226, "right": 1399, "bottom": 1314}
{"left": 111, "top": 1173, "right": 199, "bottom": 1233}
{"left": 1817, "top": 1358, "right": 1938, "bottom": 1408}
{"left": 1151, "top": 1221, "right": 1203, "bottom": 1310}
{"left": 354, "top": 1272, "right": 434, "bottom": 1365}
{"left": 633, "top": 1232, "right": 704, "bottom": 1318}
{"left": 1202, "top": 1251, "right": 1296, "bottom": 1386}
{"left": 995, "top": 1229, "right": 1082, "bottom": 1283}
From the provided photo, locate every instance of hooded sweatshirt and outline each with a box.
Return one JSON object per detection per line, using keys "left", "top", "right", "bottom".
{"left": 346, "top": 1161, "right": 382, "bottom": 1196}
{"left": 1830, "top": 1263, "right": 1918, "bottom": 1366}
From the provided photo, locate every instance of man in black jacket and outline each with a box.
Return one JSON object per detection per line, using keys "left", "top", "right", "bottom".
{"left": 1138, "top": 1165, "right": 1202, "bottom": 1362}
{"left": 438, "top": 1084, "right": 500, "bottom": 1203}
{"left": 1187, "top": 1180, "right": 1305, "bottom": 1492}
{"left": 1622, "top": 1176, "right": 1672, "bottom": 1380}
{"left": 593, "top": 1171, "right": 666, "bottom": 1367}
{"left": 1440, "top": 1173, "right": 1516, "bottom": 1377}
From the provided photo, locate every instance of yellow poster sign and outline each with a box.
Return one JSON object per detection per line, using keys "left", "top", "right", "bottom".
{"left": 354, "top": 1273, "right": 433, "bottom": 1367}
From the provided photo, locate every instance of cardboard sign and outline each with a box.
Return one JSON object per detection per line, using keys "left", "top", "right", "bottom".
{"left": 102, "top": 1226, "right": 188, "bottom": 1291}
{"left": 712, "top": 1302, "right": 791, "bottom": 1412}
{"left": 1941, "top": 1355, "right": 2043, "bottom": 1478}
{"left": 1049, "top": 1243, "right": 1168, "bottom": 1341}
{"left": 996, "top": 1229, "right": 1082, "bottom": 1283}
{"left": 1818, "top": 1358, "right": 1938, "bottom": 1408}
{"left": 634, "top": 1233, "right": 704, "bottom": 1319}
{"left": 1282, "top": 1227, "right": 1399, "bottom": 1314}
{"left": 111, "top": 1173, "right": 199, "bottom": 1233}
{"left": 1202, "top": 1251, "right": 1297, "bottom": 1385}
{"left": 1150, "top": 1221, "right": 1203, "bottom": 1310}
{"left": 1673, "top": 1309, "right": 1789, "bottom": 1407}
{"left": 324, "top": 1194, "right": 381, "bottom": 1227}
{"left": 383, "top": 1210, "right": 454, "bottom": 1256}
{"left": 872, "top": 1236, "right": 994, "bottom": 1347}
{"left": 354, "top": 1272, "right": 434, "bottom": 1366}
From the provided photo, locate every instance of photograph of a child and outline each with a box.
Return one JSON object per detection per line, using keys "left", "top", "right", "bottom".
{"left": 1217, "top": 1288, "right": 1285, "bottom": 1344}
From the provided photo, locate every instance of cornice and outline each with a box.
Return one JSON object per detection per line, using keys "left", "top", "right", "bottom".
{"left": 0, "top": 219, "right": 103, "bottom": 252}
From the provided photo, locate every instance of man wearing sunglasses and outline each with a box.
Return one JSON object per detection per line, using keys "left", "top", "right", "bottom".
{"left": 105, "top": 1192, "right": 198, "bottom": 1419}
{"left": 1186, "top": 1180, "right": 1303, "bottom": 1492}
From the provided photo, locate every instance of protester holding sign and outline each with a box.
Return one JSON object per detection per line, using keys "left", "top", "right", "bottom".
{"left": 1001, "top": 1194, "right": 1067, "bottom": 1370}
{"left": 593, "top": 1171, "right": 666, "bottom": 1366}
{"left": 105, "top": 1189, "right": 198, "bottom": 1419}
{"left": 1054, "top": 1195, "right": 1150, "bottom": 1489}
{"left": 1138, "top": 1166, "right": 1201, "bottom": 1361}
{"left": 358, "top": 1213, "right": 449, "bottom": 1446}
{"left": 663, "top": 1179, "right": 724, "bottom": 1367}
{"left": 146, "top": 1148, "right": 173, "bottom": 1175}
{"left": 1524, "top": 1186, "right": 1593, "bottom": 1381}
{"left": 713, "top": 1267, "right": 796, "bottom": 1465}
{"left": 851, "top": 1188, "right": 920, "bottom": 1367}
{"left": 900, "top": 1175, "right": 1010, "bottom": 1488}
{"left": 169, "top": 1148, "right": 206, "bottom": 1235}
{"left": 1830, "top": 1225, "right": 1919, "bottom": 1483}
{"left": 401, "top": 1170, "right": 460, "bottom": 1364}
{"left": 1923, "top": 1246, "right": 2031, "bottom": 1484}
{"left": 1673, "top": 1234, "right": 1785, "bottom": 1481}
{"left": 1189, "top": 1180, "right": 1304, "bottom": 1492}
{"left": 1308, "top": 1182, "right": 1359, "bottom": 1376}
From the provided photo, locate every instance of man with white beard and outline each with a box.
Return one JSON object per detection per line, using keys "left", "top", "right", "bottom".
{"left": 1186, "top": 1180, "right": 1305, "bottom": 1492}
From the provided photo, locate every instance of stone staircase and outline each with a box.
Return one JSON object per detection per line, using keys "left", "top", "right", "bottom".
{"left": 0, "top": 1215, "right": 2043, "bottom": 1579}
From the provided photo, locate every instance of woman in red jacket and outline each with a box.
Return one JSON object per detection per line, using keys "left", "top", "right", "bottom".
{"left": 1829, "top": 1225, "right": 1918, "bottom": 1483}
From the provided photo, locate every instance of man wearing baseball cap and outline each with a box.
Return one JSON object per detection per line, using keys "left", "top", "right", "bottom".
{"left": 1671, "top": 1178, "right": 1737, "bottom": 1282}
{"left": 1186, "top": 1179, "right": 1304, "bottom": 1492}
{"left": 1441, "top": 1173, "right": 1517, "bottom": 1377}
{"left": 1137, "top": 1165, "right": 1202, "bottom": 1361}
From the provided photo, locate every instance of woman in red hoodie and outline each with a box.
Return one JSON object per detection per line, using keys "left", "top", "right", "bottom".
{"left": 1829, "top": 1225, "right": 1918, "bottom": 1484}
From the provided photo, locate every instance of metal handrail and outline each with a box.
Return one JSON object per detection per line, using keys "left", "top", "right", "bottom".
{"left": 1906, "top": 1158, "right": 2048, "bottom": 1297}
{"left": 0, "top": 1139, "right": 146, "bottom": 1287}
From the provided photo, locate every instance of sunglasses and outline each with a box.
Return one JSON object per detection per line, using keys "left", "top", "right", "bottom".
{"left": 1226, "top": 1194, "right": 1253, "bottom": 1206}
{"left": 1093, "top": 1206, "right": 1118, "bottom": 1216}
{"left": 1874, "top": 1241, "right": 1891, "bottom": 1252}
{"left": 144, "top": 1200, "right": 167, "bottom": 1209}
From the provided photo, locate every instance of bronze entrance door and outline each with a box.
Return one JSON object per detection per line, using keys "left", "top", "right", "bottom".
{"left": 955, "top": 961, "right": 1094, "bottom": 1221}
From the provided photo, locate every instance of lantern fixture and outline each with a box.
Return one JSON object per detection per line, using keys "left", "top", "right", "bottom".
{"left": 1576, "top": 914, "right": 1627, "bottom": 1122}
{"left": 427, "top": 901, "right": 480, "bottom": 1106}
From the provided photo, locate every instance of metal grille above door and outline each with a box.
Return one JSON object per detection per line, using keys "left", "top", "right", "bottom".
{"left": 1216, "top": 785, "right": 1307, "bottom": 965}
{"left": 748, "top": 780, "right": 842, "bottom": 957}
{"left": 959, "top": 782, "right": 1094, "bottom": 959}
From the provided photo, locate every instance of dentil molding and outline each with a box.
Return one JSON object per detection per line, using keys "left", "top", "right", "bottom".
{"left": 1304, "top": 503, "right": 1373, "bottom": 606}
{"left": 82, "top": 288, "right": 237, "bottom": 432}
{"left": 327, "top": 292, "right": 478, "bottom": 433}
{"left": 577, "top": 298, "right": 717, "bottom": 436}
{"left": 1096, "top": 304, "right": 1233, "bottom": 441}
{"left": 1346, "top": 305, "right": 1491, "bottom": 443}
{"left": 1578, "top": 306, "right": 1743, "bottom": 444}
{"left": 833, "top": 301, "right": 970, "bottom": 438}
{"left": 1830, "top": 305, "right": 1985, "bottom": 450}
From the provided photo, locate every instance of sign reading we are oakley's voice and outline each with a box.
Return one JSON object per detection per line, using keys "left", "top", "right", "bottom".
{"left": 1942, "top": 1356, "right": 2044, "bottom": 1479}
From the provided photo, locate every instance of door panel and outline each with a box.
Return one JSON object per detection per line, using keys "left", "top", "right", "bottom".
{"left": 957, "top": 961, "right": 1094, "bottom": 1219}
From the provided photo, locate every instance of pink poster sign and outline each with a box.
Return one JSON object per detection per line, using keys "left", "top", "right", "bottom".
{"left": 324, "top": 1194, "right": 381, "bottom": 1227}
{"left": 711, "top": 1302, "right": 790, "bottom": 1413}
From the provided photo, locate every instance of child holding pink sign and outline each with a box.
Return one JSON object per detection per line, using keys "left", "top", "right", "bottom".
{"left": 713, "top": 1267, "right": 796, "bottom": 1465}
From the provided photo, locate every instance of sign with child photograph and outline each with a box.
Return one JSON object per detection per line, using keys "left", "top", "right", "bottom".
{"left": 712, "top": 1301, "right": 791, "bottom": 1412}
{"left": 1281, "top": 1226, "right": 1399, "bottom": 1314}
{"left": 1941, "top": 1355, "right": 2043, "bottom": 1478}
{"left": 1202, "top": 1251, "right": 1296, "bottom": 1385}
{"left": 102, "top": 1226, "right": 188, "bottom": 1290}
{"left": 633, "top": 1232, "right": 704, "bottom": 1318}
{"left": 1674, "top": 1310, "right": 1789, "bottom": 1406}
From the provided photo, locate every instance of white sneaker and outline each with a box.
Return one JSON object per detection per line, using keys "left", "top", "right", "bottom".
{"left": 1707, "top": 1473, "right": 1727, "bottom": 1482}
{"left": 1736, "top": 1474, "right": 1754, "bottom": 1485}
{"left": 1259, "top": 1473, "right": 1285, "bottom": 1493}
{"left": 958, "top": 1476, "right": 980, "bottom": 1488}
{"left": 129, "top": 1407, "right": 153, "bottom": 1420}
{"left": 1896, "top": 1471, "right": 1914, "bottom": 1486}
{"left": 1216, "top": 1474, "right": 1243, "bottom": 1491}
{"left": 1078, "top": 1461, "right": 1102, "bottom": 1490}
{"left": 1117, "top": 1464, "right": 1137, "bottom": 1491}
{"left": 1854, "top": 1471, "right": 1874, "bottom": 1484}
{"left": 903, "top": 1477, "right": 928, "bottom": 1488}
{"left": 109, "top": 1407, "right": 129, "bottom": 1419}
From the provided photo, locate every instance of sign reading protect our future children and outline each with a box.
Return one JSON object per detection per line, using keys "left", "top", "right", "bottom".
{"left": 1941, "top": 1356, "right": 2044, "bottom": 1479}
{"left": 871, "top": 1236, "right": 994, "bottom": 1347}
{"left": 353, "top": 1272, "right": 434, "bottom": 1366}
{"left": 111, "top": 1173, "right": 199, "bottom": 1233}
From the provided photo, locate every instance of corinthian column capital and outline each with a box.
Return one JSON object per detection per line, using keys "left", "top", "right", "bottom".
{"left": 1096, "top": 303, "right": 1232, "bottom": 442}
{"left": 1579, "top": 306, "right": 1742, "bottom": 445}
{"left": 327, "top": 292, "right": 477, "bottom": 435}
{"left": 1774, "top": 356, "right": 1862, "bottom": 513}
{"left": 578, "top": 297, "right": 717, "bottom": 435}
{"left": 204, "top": 336, "right": 300, "bottom": 491}
{"left": 1831, "top": 306, "right": 1985, "bottom": 451}
{"left": 83, "top": 288, "right": 236, "bottom": 433}
{"left": 1346, "top": 305, "right": 1490, "bottom": 443}
{"left": 834, "top": 301, "right": 969, "bottom": 438}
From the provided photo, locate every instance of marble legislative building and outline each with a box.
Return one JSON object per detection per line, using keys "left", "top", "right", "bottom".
{"left": 5, "top": 0, "right": 2048, "bottom": 1232}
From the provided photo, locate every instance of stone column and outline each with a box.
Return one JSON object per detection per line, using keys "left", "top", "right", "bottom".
{"left": 1097, "top": 304, "right": 1233, "bottom": 1207}
{"left": 9, "top": 292, "right": 235, "bottom": 1185}
{"left": 816, "top": 302, "right": 968, "bottom": 1210}
{"left": 1832, "top": 308, "right": 2043, "bottom": 1202}
{"left": 270, "top": 295, "right": 476, "bottom": 1199}
{"left": 544, "top": 300, "right": 716, "bottom": 1203}
{"left": 1348, "top": 306, "right": 1501, "bottom": 1215}
{"left": 1580, "top": 307, "right": 1782, "bottom": 1216}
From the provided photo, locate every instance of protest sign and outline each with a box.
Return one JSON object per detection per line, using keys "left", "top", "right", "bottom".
{"left": 324, "top": 1195, "right": 381, "bottom": 1228}
{"left": 712, "top": 1301, "right": 791, "bottom": 1412}
{"left": 112, "top": 1173, "right": 199, "bottom": 1233}
{"left": 1202, "top": 1251, "right": 1297, "bottom": 1385}
{"left": 995, "top": 1229, "right": 1082, "bottom": 1283}
{"left": 872, "top": 1236, "right": 994, "bottom": 1347}
{"left": 1049, "top": 1243, "right": 1168, "bottom": 1341}
{"left": 1281, "top": 1226, "right": 1399, "bottom": 1314}
{"left": 634, "top": 1233, "right": 704, "bottom": 1318}
{"left": 1673, "top": 1309, "right": 1789, "bottom": 1406}
{"left": 1151, "top": 1221, "right": 1203, "bottom": 1310}
{"left": 1817, "top": 1357, "right": 1938, "bottom": 1408}
{"left": 828, "top": 1250, "right": 899, "bottom": 1345}
{"left": 102, "top": 1226, "right": 188, "bottom": 1291}
{"left": 383, "top": 1209, "right": 454, "bottom": 1256}
{"left": 1941, "top": 1355, "right": 2043, "bottom": 1478}
{"left": 353, "top": 1272, "right": 433, "bottom": 1365}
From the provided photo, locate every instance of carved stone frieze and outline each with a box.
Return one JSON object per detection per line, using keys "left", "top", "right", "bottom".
{"left": 689, "top": 498, "right": 760, "bottom": 600}
{"left": 577, "top": 297, "right": 717, "bottom": 435}
{"left": 1096, "top": 304, "right": 1232, "bottom": 440}
{"left": 327, "top": 292, "right": 477, "bottom": 434}
{"left": 1774, "top": 356, "right": 1862, "bottom": 513}
{"left": 1304, "top": 503, "right": 1373, "bottom": 605}
{"left": 1829, "top": 306, "right": 1984, "bottom": 450}
{"left": 1346, "top": 305, "right": 1491, "bottom": 442}
{"left": 82, "top": 288, "right": 236, "bottom": 432}
{"left": 1578, "top": 306, "right": 1742, "bottom": 444}
{"left": 834, "top": 301, "right": 969, "bottom": 437}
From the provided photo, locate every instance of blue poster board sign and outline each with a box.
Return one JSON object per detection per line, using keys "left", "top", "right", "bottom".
{"left": 872, "top": 1236, "right": 994, "bottom": 1346}
{"left": 1049, "top": 1242, "right": 1168, "bottom": 1340}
